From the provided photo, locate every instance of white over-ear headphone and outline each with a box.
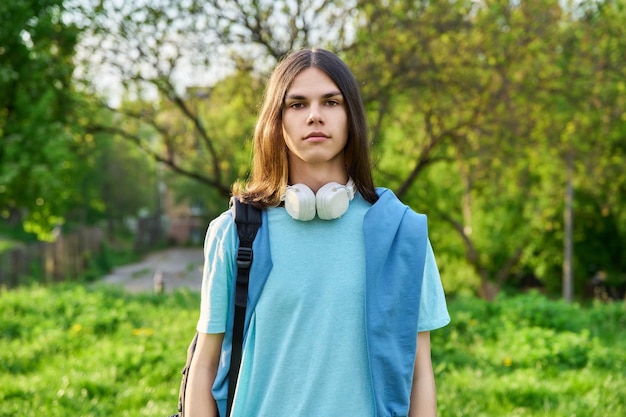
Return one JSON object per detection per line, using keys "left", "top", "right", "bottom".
{"left": 283, "top": 179, "right": 356, "bottom": 221}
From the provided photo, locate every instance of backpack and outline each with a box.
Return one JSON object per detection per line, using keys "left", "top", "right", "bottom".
{"left": 170, "top": 198, "right": 262, "bottom": 417}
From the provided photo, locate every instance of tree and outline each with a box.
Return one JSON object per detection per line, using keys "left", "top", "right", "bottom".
{"left": 47, "top": 0, "right": 625, "bottom": 299}
{"left": 70, "top": 0, "right": 357, "bottom": 202}
{"left": 554, "top": 0, "right": 626, "bottom": 298}
{"left": 0, "top": 0, "right": 83, "bottom": 239}
{"left": 346, "top": 0, "right": 556, "bottom": 297}
{"left": 348, "top": 0, "right": 626, "bottom": 299}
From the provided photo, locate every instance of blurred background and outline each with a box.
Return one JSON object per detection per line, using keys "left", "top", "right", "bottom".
{"left": 1, "top": 1, "right": 625, "bottom": 416}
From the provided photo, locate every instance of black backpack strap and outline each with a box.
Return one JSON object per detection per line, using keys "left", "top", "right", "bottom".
{"left": 173, "top": 199, "right": 261, "bottom": 417}
{"left": 232, "top": 198, "right": 262, "bottom": 309}
{"left": 227, "top": 198, "right": 262, "bottom": 417}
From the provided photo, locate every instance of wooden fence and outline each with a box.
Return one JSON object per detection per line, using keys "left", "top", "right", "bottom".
{"left": 0, "top": 227, "right": 105, "bottom": 290}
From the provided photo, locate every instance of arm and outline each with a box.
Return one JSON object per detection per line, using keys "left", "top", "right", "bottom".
{"left": 184, "top": 332, "right": 225, "bottom": 417}
{"left": 408, "top": 331, "right": 437, "bottom": 417}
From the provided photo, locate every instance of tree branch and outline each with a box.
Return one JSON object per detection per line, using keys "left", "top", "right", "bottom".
{"left": 86, "top": 124, "right": 231, "bottom": 197}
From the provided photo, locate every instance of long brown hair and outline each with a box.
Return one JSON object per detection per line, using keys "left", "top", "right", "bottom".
{"left": 233, "top": 48, "right": 378, "bottom": 207}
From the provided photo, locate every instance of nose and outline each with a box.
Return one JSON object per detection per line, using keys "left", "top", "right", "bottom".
{"left": 307, "top": 103, "right": 323, "bottom": 124}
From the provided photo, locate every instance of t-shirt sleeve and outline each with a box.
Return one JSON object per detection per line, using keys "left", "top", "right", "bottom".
{"left": 417, "top": 239, "right": 451, "bottom": 332}
{"left": 196, "top": 211, "right": 238, "bottom": 334}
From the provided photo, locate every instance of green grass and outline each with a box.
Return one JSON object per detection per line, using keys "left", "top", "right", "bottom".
{"left": 432, "top": 291, "right": 626, "bottom": 417}
{"left": 1, "top": 286, "right": 624, "bottom": 416}
{"left": 0, "top": 284, "right": 198, "bottom": 417}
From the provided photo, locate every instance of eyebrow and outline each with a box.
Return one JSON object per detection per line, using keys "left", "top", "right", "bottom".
{"left": 285, "top": 91, "right": 343, "bottom": 101}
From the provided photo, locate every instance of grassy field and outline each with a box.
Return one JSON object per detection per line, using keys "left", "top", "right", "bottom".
{"left": 1, "top": 284, "right": 624, "bottom": 416}
{"left": 432, "top": 293, "right": 625, "bottom": 416}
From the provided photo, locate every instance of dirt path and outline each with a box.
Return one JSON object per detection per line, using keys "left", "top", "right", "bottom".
{"left": 100, "top": 247, "right": 204, "bottom": 293}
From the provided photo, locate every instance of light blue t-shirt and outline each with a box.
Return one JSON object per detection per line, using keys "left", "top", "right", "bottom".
{"left": 197, "top": 194, "right": 449, "bottom": 417}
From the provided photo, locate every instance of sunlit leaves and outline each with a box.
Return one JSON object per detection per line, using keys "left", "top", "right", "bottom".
{"left": 349, "top": 0, "right": 626, "bottom": 296}
{"left": 0, "top": 0, "right": 82, "bottom": 239}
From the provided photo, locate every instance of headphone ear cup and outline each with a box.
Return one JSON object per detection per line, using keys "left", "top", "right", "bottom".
{"left": 315, "top": 182, "right": 350, "bottom": 220}
{"left": 284, "top": 184, "right": 316, "bottom": 221}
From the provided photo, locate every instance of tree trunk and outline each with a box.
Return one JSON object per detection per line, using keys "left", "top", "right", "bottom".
{"left": 563, "top": 148, "right": 574, "bottom": 302}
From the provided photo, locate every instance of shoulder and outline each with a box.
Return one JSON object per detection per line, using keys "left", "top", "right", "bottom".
{"left": 373, "top": 187, "right": 427, "bottom": 229}
{"left": 208, "top": 209, "right": 236, "bottom": 232}
{"left": 203, "top": 209, "right": 238, "bottom": 252}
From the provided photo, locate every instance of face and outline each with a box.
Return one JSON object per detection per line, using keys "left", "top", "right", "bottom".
{"left": 282, "top": 67, "right": 349, "bottom": 180}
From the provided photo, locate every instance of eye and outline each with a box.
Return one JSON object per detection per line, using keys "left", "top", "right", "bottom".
{"left": 325, "top": 97, "right": 343, "bottom": 107}
{"left": 288, "top": 102, "right": 306, "bottom": 109}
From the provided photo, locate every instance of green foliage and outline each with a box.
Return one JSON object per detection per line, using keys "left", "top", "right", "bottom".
{"left": 81, "top": 240, "right": 127, "bottom": 283}
{"left": 433, "top": 292, "right": 626, "bottom": 416}
{"left": 1, "top": 1, "right": 158, "bottom": 241}
{"left": 1, "top": 286, "right": 623, "bottom": 416}
{"left": 0, "top": 0, "right": 84, "bottom": 239}
{"left": 349, "top": 0, "right": 626, "bottom": 297}
{"left": 86, "top": 133, "right": 158, "bottom": 227}
{"left": 2, "top": 0, "right": 626, "bottom": 299}
{"left": 0, "top": 220, "right": 38, "bottom": 253}
{"left": 0, "top": 284, "right": 199, "bottom": 416}
{"left": 162, "top": 69, "right": 263, "bottom": 218}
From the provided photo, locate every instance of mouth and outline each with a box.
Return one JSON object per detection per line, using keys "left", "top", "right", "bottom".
{"left": 304, "top": 131, "right": 329, "bottom": 140}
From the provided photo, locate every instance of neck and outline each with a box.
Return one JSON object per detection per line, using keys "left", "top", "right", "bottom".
{"left": 288, "top": 166, "right": 348, "bottom": 194}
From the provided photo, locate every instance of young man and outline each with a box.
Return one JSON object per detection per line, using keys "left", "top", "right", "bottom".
{"left": 184, "top": 48, "right": 450, "bottom": 417}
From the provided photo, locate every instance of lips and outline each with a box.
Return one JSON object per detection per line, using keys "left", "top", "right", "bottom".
{"left": 304, "top": 131, "right": 329, "bottom": 140}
